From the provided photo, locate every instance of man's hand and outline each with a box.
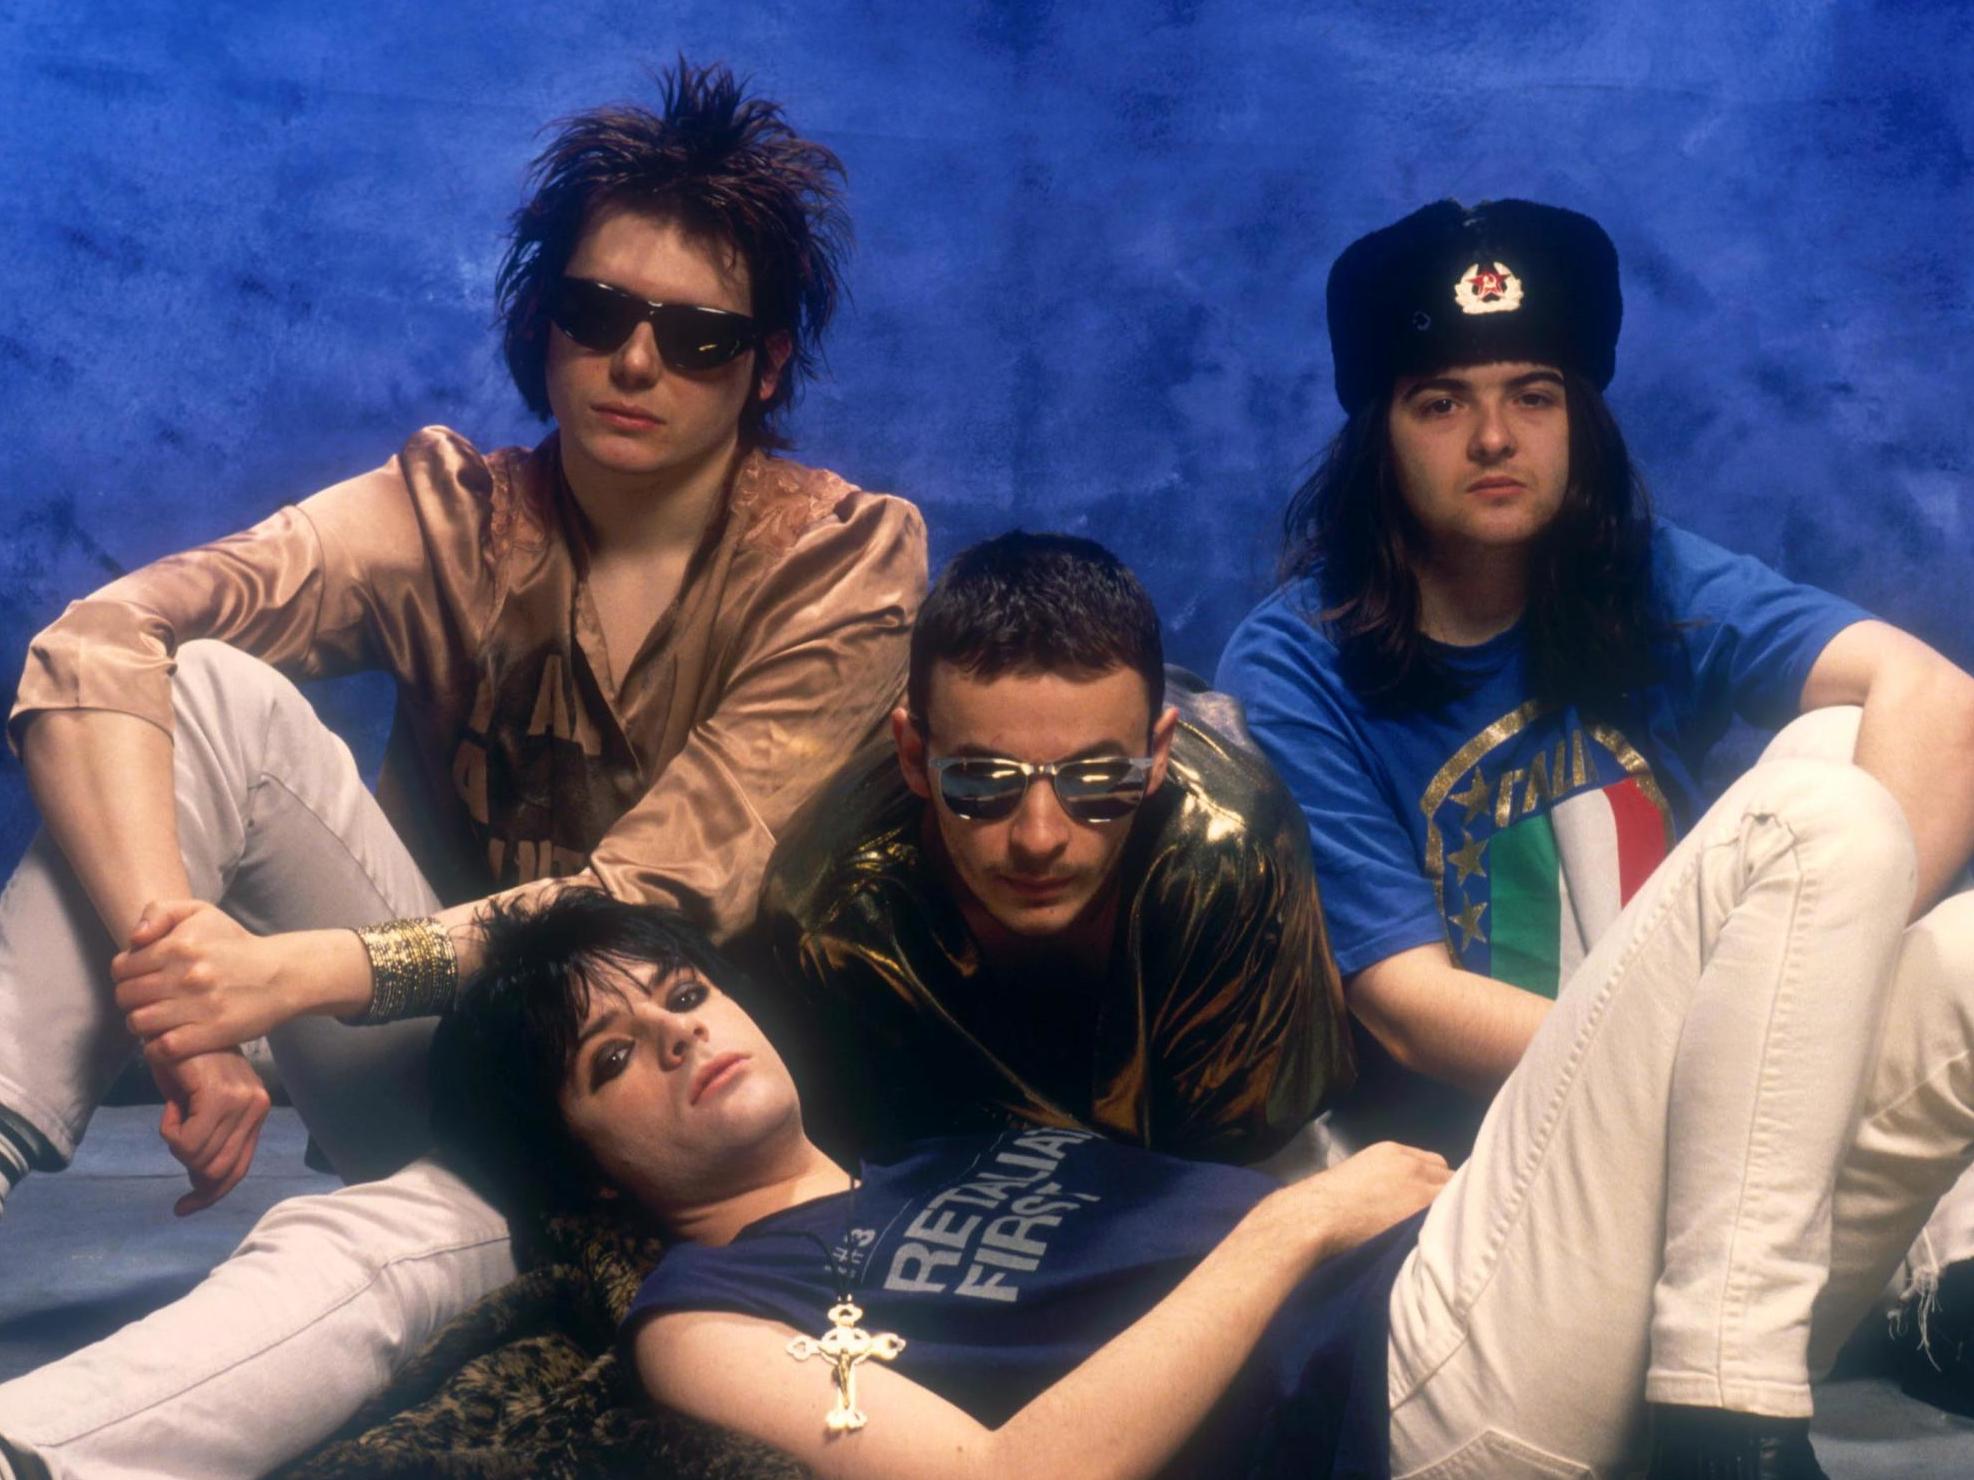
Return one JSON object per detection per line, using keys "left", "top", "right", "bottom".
{"left": 1263, "top": 1140, "right": 1451, "bottom": 1261}
{"left": 150, "top": 1048, "right": 271, "bottom": 1215}
{"left": 111, "top": 900, "right": 365, "bottom": 1058}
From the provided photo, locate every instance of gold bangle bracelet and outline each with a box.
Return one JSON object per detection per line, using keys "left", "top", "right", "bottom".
{"left": 344, "top": 918, "right": 458, "bottom": 1025}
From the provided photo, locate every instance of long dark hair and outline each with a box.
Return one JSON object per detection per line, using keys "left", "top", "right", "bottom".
{"left": 495, "top": 58, "right": 850, "bottom": 449}
{"left": 1277, "top": 370, "right": 1659, "bottom": 712}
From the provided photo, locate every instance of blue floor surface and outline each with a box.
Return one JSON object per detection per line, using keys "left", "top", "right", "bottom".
{"left": 1, "top": 1108, "right": 1971, "bottom": 1476}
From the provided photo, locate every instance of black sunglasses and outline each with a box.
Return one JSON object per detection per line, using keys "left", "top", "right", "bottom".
{"left": 928, "top": 755, "right": 1156, "bottom": 824}
{"left": 546, "top": 277, "right": 761, "bottom": 372}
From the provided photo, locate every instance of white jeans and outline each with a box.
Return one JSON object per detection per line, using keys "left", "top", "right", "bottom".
{"left": 1387, "top": 714, "right": 1974, "bottom": 1477}
{"left": 0, "top": 643, "right": 516, "bottom": 1478}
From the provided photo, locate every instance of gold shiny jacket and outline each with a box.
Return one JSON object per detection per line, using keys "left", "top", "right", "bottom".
{"left": 753, "top": 678, "right": 1353, "bottom": 1165}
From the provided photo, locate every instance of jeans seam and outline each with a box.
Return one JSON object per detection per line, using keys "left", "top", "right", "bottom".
{"left": 1865, "top": 1048, "right": 1974, "bottom": 1126}
{"left": 1405, "top": 786, "right": 1792, "bottom": 1395}
{"left": 247, "top": 771, "right": 404, "bottom": 921}
{"left": 1714, "top": 814, "right": 1810, "bottom": 1389}
{"left": 216, "top": 676, "right": 285, "bottom": 898}
{"left": 233, "top": 691, "right": 275, "bottom": 883}
{"left": 1450, "top": 833, "right": 1722, "bottom": 1321}
{"left": 33, "top": 1229, "right": 511, "bottom": 1448}
{"left": 234, "top": 671, "right": 407, "bottom": 921}
{"left": 1391, "top": 829, "right": 1728, "bottom": 1414}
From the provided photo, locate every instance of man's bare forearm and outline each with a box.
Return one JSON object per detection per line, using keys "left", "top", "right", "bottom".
{"left": 1850, "top": 664, "right": 1974, "bottom": 916}
{"left": 646, "top": 1146, "right": 1446, "bottom": 1480}
{"left": 305, "top": 878, "right": 570, "bottom": 1022}
{"left": 21, "top": 708, "right": 192, "bottom": 944}
{"left": 114, "top": 872, "right": 579, "bottom": 1059}
{"left": 23, "top": 707, "right": 272, "bottom": 1208}
{"left": 1348, "top": 945, "right": 1550, "bottom": 1098}
{"left": 978, "top": 1145, "right": 1443, "bottom": 1480}
{"left": 981, "top": 1190, "right": 1330, "bottom": 1479}
{"left": 1802, "top": 621, "right": 1974, "bottom": 918}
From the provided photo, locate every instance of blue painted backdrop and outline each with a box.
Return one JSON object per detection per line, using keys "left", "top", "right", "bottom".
{"left": 2, "top": 1, "right": 1969, "bottom": 868}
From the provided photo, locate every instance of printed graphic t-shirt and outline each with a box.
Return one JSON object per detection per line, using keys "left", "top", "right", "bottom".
{"left": 627, "top": 1128, "right": 1420, "bottom": 1479}
{"left": 1216, "top": 521, "right": 1867, "bottom": 994}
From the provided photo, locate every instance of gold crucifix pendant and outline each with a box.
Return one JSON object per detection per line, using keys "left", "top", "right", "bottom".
{"left": 785, "top": 1300, "right": 907, "bottom": 1433}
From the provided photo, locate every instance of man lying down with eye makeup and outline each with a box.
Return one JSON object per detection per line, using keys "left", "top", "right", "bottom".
{"left": 428, "top": 887, "right": 1433, "bottom": 1480}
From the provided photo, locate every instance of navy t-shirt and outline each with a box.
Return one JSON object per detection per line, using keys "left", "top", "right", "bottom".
{"left": 1216, "top": 521, "right": 1868, "bottom": 990}
{"left": 626, "top": 1127, "right": 1420, "bottom": 1479}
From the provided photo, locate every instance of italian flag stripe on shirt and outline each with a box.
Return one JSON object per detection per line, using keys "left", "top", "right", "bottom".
{"left": 1488, "top": 776, "right": 1671, "bottom": 998}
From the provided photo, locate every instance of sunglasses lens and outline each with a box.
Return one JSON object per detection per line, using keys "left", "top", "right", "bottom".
{"left": 549, "top": 282, "right": 756, "bottom": 369}
{"left": 936, "top": 761, "right": 1027, "bottom": 821}
{"left": 650, "top": 306, "right": 755, "bottom": 371}
{"left": 1055, "top": 760, "right": 1149, "bottom": 823}
{"left": 548, "top": 280, "right": 639, "bottom": 353}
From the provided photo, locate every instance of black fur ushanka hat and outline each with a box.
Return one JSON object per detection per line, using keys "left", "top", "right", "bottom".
{"left": 1326, "top": 199, "right": 1622, "bottom": 413}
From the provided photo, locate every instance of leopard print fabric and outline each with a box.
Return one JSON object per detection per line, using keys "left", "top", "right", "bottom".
{"left": 277, "top": 1212, "right": 809, "bottom": 1479}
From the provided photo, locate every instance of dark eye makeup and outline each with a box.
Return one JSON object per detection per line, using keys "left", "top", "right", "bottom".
{"left": 588, "top": 1040, "right": 631, "bottom": 1093}
{"left": 581, "top": 977, "right": 713, "bottom": 1093}
{"left": 666, "top": 978, "right": 710, "bottom": 1013}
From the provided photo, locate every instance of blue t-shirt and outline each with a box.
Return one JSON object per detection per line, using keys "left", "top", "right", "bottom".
{"left": 1216, "top": 521, "right": 1867, "bottom": 991}
{"left": 627, "top": 1127, "right": 1420, "bottom": 1479}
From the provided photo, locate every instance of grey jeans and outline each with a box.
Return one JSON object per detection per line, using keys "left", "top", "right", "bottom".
{"left": 0, "top": 642, "right": 515, "bottom": 1477}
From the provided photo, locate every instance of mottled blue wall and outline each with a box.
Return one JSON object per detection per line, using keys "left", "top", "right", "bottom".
{"left": 2, "top": 2, "right": 1969, "bottom": 867}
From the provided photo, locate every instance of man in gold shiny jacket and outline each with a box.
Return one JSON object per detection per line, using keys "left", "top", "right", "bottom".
{"left": 756, "top": 531, "right": 1352, "bottom": 1166}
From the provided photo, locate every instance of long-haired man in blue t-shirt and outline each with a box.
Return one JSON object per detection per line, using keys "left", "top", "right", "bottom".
{"left": 1218, "top": 200, "right": 1974, "bottom": 1477}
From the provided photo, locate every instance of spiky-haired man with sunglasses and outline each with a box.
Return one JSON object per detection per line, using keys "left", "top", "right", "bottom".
{"left": 754, "top": 532, "right": 1353, "bottom": 1168}
{"left": 0, "top": 61, "right": 922, "bottom": 1477}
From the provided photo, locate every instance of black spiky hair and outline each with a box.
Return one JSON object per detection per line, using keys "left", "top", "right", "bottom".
{"left": 494, "top": 57, "right": 850, "bottom": 448}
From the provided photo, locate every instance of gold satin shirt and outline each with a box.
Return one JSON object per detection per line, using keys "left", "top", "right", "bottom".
{"left": 11, "top": 427, "right": 926, "bottom": 941}
{"left": 755, "top": 688, "right": 1354, "bottom": 1164}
